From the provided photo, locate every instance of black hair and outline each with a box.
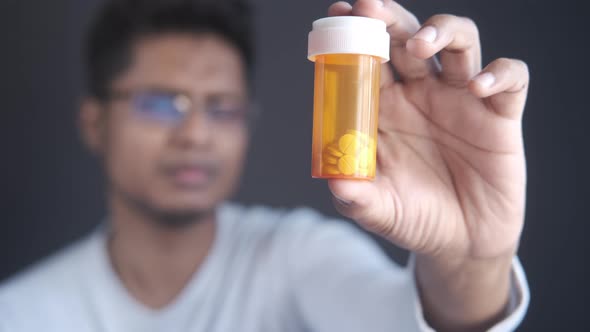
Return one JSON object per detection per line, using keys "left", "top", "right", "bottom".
{"left": 85, "top": 0, "right": 254, "bottom": 100}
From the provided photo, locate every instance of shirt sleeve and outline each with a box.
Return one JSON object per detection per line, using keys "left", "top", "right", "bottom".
{"left": 284, "top": 211, "right": 529, "bottom": 332}
{"left": 407, "top": 254, "right": 530, "bottom": 332}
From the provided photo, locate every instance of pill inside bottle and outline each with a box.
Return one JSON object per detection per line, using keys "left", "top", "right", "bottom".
{"left": 308, "top": 16, "right": 390, "bottom": 180}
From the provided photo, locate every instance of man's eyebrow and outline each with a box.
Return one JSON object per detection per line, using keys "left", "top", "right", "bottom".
{"left": 207, "top": 91, "right": 246, "bottom": 99}
{"left": 110, "top": 85, "right": 248, "bottom": 102}
{"left": 132, "top": 86, "right": 190, "bottom": 95}
{"left": 108, "top": 85, "right": 188, "bottom": 95}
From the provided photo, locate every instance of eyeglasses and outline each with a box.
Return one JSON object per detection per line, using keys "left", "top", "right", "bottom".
{"left": 108, "top": 89, "right": 256, "bottom": 126}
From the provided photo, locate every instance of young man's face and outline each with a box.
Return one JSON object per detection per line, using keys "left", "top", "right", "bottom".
{"left": 82, "top": 33, "right": 250, "bottom": 221}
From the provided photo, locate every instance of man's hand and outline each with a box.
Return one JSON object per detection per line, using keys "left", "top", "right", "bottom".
{"left": 326, "top": 0, "right": 529, "bottom": 330}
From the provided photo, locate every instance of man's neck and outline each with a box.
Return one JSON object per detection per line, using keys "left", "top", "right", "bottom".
{"left": 107, "top": 197, "right": 217, "bottom": 309}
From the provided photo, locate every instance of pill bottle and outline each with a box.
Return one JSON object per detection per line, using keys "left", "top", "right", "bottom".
{"left": 308, "top": 16, "right": 389, "bottom": 180}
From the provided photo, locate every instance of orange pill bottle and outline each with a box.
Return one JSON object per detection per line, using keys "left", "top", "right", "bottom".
{"left": 308, "top": 16, "right": 389, "bottom": 180}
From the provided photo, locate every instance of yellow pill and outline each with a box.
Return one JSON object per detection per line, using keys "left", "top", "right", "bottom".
{"left": 337, "top": 154, "right": 358, "bottom": 175}
{"left": 323, "top": 154, "right": 339, "bottom": 165}
{"left": 323, "top": 165, "right": 340, "bottom": 175}
{"left": 347, "top": 130, "right": 377, "bottom": 152}
{"left": 357, "top": 147, "right": 371, "bottom": 169}
{"left": 325, "top": 144, "right": 344, "bottom": 158}
{"left": 346, "top": 129, "right": 370, "bottom": 146}
{"left": 368, "top": 137, "right": 376, "bottom": 152}
{"left": 338, "top": 134, "right": 362, "bottom": 155}
{"left": 358, "top": 167, "right": 370, "bottom": 177}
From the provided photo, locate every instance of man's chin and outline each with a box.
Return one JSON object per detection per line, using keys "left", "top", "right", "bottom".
{"left": 124, "top": 191, "right": 220, "bottom": 228}
{"left": 113, "top": 181, "right": 230, "bottom": 228}
{"left": 147, "top": 208, "right": 214, "bottom": 228}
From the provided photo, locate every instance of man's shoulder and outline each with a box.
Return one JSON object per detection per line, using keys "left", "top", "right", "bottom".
{"left": 221, "top": 202, "right": 334, "bottom": 233}
{"left": 0, "top": 232, "right": 103, "bottom": 330}
{"left": 221, "top": 202, "right": 365, "bottom": 246}
{"left": 223, "top": 203, "right": 391, "bottom": 276}
{"left": 0, "top": 231, "right": 100, "bottom": 303}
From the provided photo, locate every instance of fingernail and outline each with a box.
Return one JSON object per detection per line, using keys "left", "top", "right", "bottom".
{"left": 473, "top": 72, "right": 496, "bottom": 88}
{"left": 412, "top": 26, "right": 437, "bottom": 43}
{"left": 333, "top": 194, "right": 352, "bottom": 206}
{"left": 376, "top": 0, "right": 385, "bottom": 7}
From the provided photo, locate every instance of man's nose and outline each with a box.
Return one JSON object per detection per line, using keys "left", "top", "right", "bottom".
{"left": 170, "top": 109, "right": 213, "bottom": 148}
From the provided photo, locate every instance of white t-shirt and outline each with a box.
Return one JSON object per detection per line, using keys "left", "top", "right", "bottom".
{"left": 0, "top": 204, "right": 529, "bottom": 331}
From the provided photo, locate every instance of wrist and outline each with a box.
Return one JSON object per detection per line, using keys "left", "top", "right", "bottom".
{"left": 416, "top": 248, "right": 515, "bottom": 279}
{"left": 415, "top": 252, "right": 514, "bottom": 331}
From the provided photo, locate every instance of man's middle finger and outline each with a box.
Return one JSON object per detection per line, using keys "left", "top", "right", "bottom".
{"left": 351, "top": 0, "right": 439, "bottom": 82}
{"left": 406, "top": 14, "right": 482, "bottom": 86}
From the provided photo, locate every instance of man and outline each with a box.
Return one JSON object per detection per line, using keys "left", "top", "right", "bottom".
{"left": 0, "top": 0, "right": 530, "bottom": 331}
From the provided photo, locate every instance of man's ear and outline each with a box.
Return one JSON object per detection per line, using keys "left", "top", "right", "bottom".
{"left": 79, "top": 97, "right": 106, "bottom": 156}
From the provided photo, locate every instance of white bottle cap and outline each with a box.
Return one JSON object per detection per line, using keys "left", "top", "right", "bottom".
{"left": 308, "top": 16, "right": 390, "bottom": 63}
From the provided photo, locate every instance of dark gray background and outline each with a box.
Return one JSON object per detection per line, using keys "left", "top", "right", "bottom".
{"left": 1, "top": 0, "right": 588, "bottom": 330}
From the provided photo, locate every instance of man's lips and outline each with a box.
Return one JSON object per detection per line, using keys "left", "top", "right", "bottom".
{"left": 162, "top": 163, "right": 217, "bottom": 188}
